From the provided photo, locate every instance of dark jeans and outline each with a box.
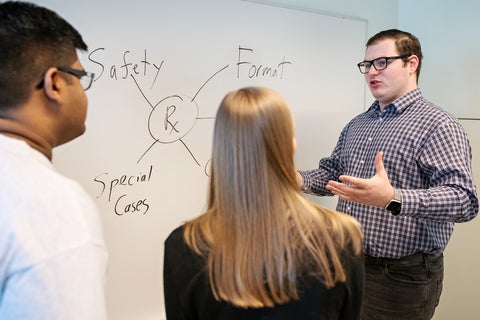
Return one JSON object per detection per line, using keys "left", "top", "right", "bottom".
{"left": 361, "top": 253, "right": 444, "bottom": 320}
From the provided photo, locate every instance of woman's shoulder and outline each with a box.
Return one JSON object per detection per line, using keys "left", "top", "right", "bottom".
{"left": 164, "top": 224, "right": 187, "bottom": 250}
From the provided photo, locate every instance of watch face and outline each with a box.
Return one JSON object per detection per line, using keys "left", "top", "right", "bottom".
{"left": 387, "top": 200, "right": 401, "bottom": 212}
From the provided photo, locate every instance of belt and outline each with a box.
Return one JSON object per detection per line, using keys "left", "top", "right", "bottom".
{"left": 364, "top": 252, "right": 442, "bottom": 266}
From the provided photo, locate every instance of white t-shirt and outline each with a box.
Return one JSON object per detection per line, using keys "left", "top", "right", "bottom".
{"left": 0, "top": 135, "right": 108, "bottom": 319}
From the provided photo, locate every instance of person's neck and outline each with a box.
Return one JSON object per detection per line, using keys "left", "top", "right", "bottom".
{"left": 0, "top": 118, "right": 53, "bottom": 160}
{"left": 378, "top": 87, "right": 418, "bottom": 111}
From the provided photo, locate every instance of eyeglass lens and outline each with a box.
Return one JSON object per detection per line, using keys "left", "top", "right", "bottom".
{"left": 80, "top": 75, "right": 93, "bottom": 90}
{"left": 357, "top": 55, "right": 409, "bottom": 74}
{"left": 359, "top": 58, "right": 387, "bottom": 73}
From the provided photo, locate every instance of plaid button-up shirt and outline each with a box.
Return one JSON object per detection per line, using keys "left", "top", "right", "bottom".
{"left": 301, "top": 89, "right": 478, "bottom": 259}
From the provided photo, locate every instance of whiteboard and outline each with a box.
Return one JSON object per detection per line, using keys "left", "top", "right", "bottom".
{"left": 33, "top": 0, "right": 366, "bottom": 318}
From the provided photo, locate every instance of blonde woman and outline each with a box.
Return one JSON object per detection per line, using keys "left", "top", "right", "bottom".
{"left": 163, "top": 87, "right": 364, "bottom": 319}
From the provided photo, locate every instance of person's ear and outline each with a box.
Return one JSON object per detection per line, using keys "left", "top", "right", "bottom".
{"left": 42, "top": 67, "right": 64, "bottom": 104}
{"left": 292, "top": 138, "right": 297, "bottom": 152}
{"left": 408, "top": 55, "right": 419, "bottom": 74}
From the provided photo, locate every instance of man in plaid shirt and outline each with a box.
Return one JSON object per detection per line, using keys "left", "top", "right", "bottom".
{"left": 298, "top": 29, "right": 478, "bottom": 320}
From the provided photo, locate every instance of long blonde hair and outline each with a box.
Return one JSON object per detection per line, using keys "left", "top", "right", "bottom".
{"left": 184, "top": 87, "right": 362, "bottom": 308}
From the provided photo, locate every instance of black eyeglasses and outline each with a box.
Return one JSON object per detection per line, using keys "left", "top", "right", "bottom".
{"left": 357, "top": 54, "right": 410, "bottom": 74}
{"left": 36, "top": 66, "right": 95, "bottom": 91}
{"left": 57, "top": 66, "right": 95, "bottom": 90}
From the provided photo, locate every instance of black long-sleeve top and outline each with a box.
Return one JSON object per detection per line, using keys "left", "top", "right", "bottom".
{"left": 163, "top": 226, "right": 365, "bottom": 320}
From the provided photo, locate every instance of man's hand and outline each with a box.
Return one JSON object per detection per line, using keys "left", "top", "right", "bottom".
{"left": 325, "top": 151, "right": 394, "bottom": 208}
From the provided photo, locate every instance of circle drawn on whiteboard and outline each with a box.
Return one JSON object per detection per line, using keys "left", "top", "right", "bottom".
{"left": 131, "top": 64, "right": 229, "bottom": 166}
{"left": 148, "top": 95, "right": 198, "bottom": 144}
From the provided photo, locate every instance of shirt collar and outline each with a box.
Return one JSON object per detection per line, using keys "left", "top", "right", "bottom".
{"left": 0, "top": 118, "right": 52, "bottom": 160}
{"left": 367, "top": 88, "right": 423, "bottom": 114}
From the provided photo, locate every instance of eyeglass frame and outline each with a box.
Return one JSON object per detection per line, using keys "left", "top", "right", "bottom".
{"left": 356, "top": 54, "right": 411, "bottom": 74}
{"left": 35, "top": 66, "right": 95, "bottom": 91}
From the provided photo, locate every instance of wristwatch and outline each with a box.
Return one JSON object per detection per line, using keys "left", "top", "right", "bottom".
{"left": 385, "top": 188, "right": 402, "bottom": 215}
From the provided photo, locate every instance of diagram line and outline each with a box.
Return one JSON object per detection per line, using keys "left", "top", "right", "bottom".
{"left": 191, "top": 64, "right": 229, "bottom": 102}
{"left": 131, "top": 74, "right": 154, "bottom": 109}
{"left": 137, "top": 140, "right": 159, "bottom": 164}
{"left": 180, "top": 138, "right": 200, "bottom": 166}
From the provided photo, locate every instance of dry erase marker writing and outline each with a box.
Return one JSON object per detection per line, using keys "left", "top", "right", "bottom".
{"left": 93, "top": 165, "right": 153, "bottom": 215}
{"left": 88, "top": 48, "right": 164, "bottom": 88}
{"left": 113, "top": 194, "right": 150, "bottom": 216}
{"left": 237, "top": 46, "right": 292, "bottom": 79}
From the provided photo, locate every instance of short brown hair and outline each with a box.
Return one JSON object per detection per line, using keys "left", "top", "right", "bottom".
{"left": 367, "top": 29, "right": 423, "bottom": 81}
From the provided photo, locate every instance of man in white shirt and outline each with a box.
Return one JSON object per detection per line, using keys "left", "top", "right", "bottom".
{"left": 0, "top": 2, "right": 108, "bottom": 319}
